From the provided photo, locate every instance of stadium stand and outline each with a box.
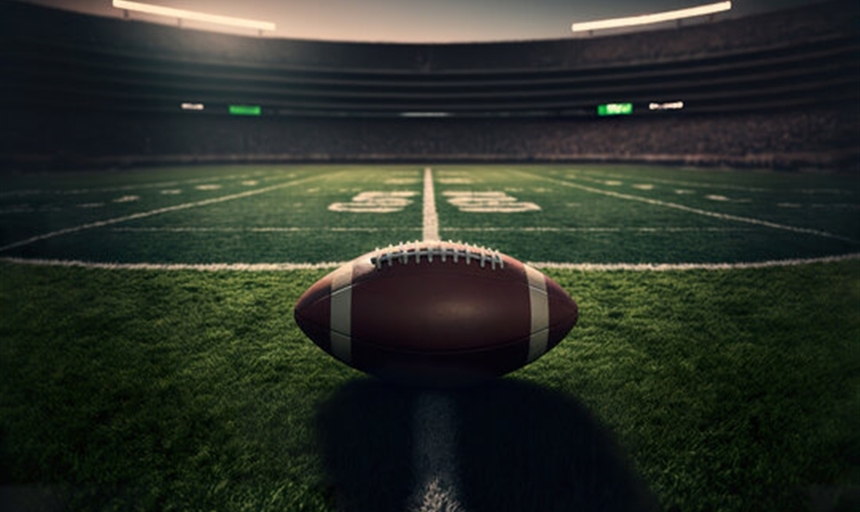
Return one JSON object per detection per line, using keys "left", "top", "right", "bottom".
{"left": 1, "top": 0, "right": 858, "bottom": 170}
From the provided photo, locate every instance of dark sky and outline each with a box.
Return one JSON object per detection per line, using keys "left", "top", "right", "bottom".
{"left": 22, "top": 0, "right": 820, "bottom": 42}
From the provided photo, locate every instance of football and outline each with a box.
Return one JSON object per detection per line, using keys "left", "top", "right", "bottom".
{"left": 294, "top": 240, "right": 579, "bottom": 386}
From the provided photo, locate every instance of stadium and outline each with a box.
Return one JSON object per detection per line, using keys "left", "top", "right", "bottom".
{"left": 1, "top": 0, "right": 858, "bottom": 510}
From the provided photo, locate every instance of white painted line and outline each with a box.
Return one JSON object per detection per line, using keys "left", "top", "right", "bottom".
{"left": 519, "top": 172, "right": 858, "bottom": 243}
{"left": 423, "top": 167, "right": 440, "bottom": 242}
{"left": 4, "top": 253, "right": 859, "bottom": 272}
{"left": 0, "top": 176, "right": 321, "bottom": 253}
{"left": 531, "top": 253, "right": 860, "bottom": 271}
{"left": 110, "top": 227, "right": 420, "bottom": 233}
{"left": 442, "top": 227, "right": 754, "bottom": 233}
{"left": 409, "top": 394, "right": 465, "bottom": 512}
{"left": 0, "top": 258, "right": 346, "bottom": 271}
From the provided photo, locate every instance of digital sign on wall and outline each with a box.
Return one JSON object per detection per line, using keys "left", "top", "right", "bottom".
{"left": 597, "top": 103, "right": 633, "bottom": 116}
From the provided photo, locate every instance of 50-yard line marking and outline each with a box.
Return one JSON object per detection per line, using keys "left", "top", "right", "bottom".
{"left": 413, "top": 167, "right": 466, "bottom": 512}
{"left": 0, "top": 174, "right": 327, "bottom": 253}
{"left": 423, "top": 167, "right": 440, "bottom": 241}
{"left": 515, "top": 171, "right": 859, "bottom": 244}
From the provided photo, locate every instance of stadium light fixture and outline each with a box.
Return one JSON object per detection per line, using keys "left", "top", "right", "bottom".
{"left": 112, "top": 0, "right": 276, "bottom": 32}
{"left": 399, "top": 112, "right": 451, "bottom": 118}
{"left": 649, "top": 101, "right": 685, "bottom": 111}
{"left": 572, "top": 1, "right": 731, "bottom": 33}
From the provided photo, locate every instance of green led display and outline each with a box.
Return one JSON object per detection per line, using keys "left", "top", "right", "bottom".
{"left": 229, "top": 105, "right": 261, "bottom": 116}
{"left": 597, "top": 103, "right": 633, "bottom": 116}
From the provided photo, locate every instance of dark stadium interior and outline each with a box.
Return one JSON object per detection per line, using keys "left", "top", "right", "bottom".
{"left": 1, "top": 0, "right": 858, "bottom": 170}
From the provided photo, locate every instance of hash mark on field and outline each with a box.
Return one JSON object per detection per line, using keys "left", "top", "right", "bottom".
{"left": 0, "top": 176, "right": 325, "bottom": 253}
{"left": 0, "top": 170, "right": 270, "bottom": 198}
{"left": 576, "top": 170, "right": 770, "bottom": 192}
{"left": 517, "top": 171, "right": 858, "bottom": 244}
{"left": 195, "top": 184, "right": 222, "bottom": 191}
{"left": 705, "top": 194, "right": 751, "bottom": 203}
{"left": 160, "top": 189, "right": 182, "bottom": 195}
{"left": 633, "top": 184, "right": 654, "bottom": 190}
{"left": 113, "top": 195, "right": 140, "bottom": 203}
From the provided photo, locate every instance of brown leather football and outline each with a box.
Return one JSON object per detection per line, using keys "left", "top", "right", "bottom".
{"left": 294, "top": 241, "right": 578, "bottom": 386}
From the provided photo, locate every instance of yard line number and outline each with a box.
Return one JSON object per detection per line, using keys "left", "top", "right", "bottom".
{"left": 328, "top": 190, "right": 542, "bottom": 214}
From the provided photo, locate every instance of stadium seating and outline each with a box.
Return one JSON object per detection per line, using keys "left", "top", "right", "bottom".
{"left": 0, "top": 0, "right": 857, "bottom": 170}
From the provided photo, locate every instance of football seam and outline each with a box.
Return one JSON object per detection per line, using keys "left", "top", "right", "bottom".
{"left": 371, "top": 241, "right": 505, "bottom": 270}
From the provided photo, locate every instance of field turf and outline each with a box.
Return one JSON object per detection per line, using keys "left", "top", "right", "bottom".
{"left": 1, "top": 164, "right": 859, "bottom": 511}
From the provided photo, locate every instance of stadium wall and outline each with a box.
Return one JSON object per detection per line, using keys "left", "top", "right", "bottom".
{"left": 1, "top": 1, "right": 858, "bottom": 171}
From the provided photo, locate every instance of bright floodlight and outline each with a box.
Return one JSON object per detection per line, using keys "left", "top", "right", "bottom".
{"left": 572, "top": 1, "right": 731, "bottom": 33}
{"left": 113, "top": 0, "right": 275, "bottom": 32}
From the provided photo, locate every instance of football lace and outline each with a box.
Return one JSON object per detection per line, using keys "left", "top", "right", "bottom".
{"left": 371, "top": 241, "right": 505, "bottom": 270}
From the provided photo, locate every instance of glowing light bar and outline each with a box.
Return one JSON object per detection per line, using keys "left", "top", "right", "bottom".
{"left": 649, "top": 101, "right": 685, "bottom": 111}
{"left": 113, "top": 0, "right": 276, "bottom": 32}
{"left": 181, "top": 102, "right": 204, "bottom": 111}
{"left": 597, "top": 103, "right": 633, "bottom": 116}
{"left": 399, "top": 112, "right": 451, "bottom": 118}
{"left": 229, "top": 105, "right": 261, "bottom": 116}
{"left": 572, "top": 1, "right": 731, "bottom": 32}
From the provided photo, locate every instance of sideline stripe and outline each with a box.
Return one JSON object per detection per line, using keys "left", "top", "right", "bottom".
{"left": 423, "top": 167, "right": 440, "bottom": 241}
{"left": 516, "top": 171, "right": 858, "bottom": 244}
{"left": 409, "top": 394, "right": 466, "bottom": 512}
{"left": 0, "top": 176, "right": 323, "bottom": 253}
{"left": 3, "top": 253, "right": 859, "bottom": 272}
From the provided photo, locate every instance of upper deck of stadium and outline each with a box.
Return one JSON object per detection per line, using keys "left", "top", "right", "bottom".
{"left": 2, "top": 0, "right": 858, "bottom": 116}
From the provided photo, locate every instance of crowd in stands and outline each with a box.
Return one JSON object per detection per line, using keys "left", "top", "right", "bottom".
{"left": 3, "top": 105, "right": 857, "bottom": 170}
{"left": 1, "top": 1, "right": 857, "bottom": 171}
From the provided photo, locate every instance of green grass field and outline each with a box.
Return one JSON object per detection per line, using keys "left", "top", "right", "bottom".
{"left": 1, "top": 164, "right": 859, "bottom": 511}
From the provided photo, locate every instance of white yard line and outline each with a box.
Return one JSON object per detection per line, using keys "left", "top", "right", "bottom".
{"left": 443, "top": 227, "right": 755, "bottom": 233}
{"left": 409, "top": 394, "right": 466, "bottom": 512}
{"left": 423, "top": 167, "right": 440, "bottom": 242}
{"left": 110, "top": 227, "right": 419, "bottom": 233}
{"left": 0, "top": 258, "right": 343, "bottom": 271}
{"left": 532, "top": 253, "right": 860, "bottom": 271}
{"left": 0, "top": 176, "right": 321, "bottom": 253}
{"left": 4, "top": 253, "right": 859, "bottom": 272}
{"left": 516, "top": 171, "right": 858, "bottom": 244}
{"left": 414, "top": 170, "right": 464, "bottom": 512}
